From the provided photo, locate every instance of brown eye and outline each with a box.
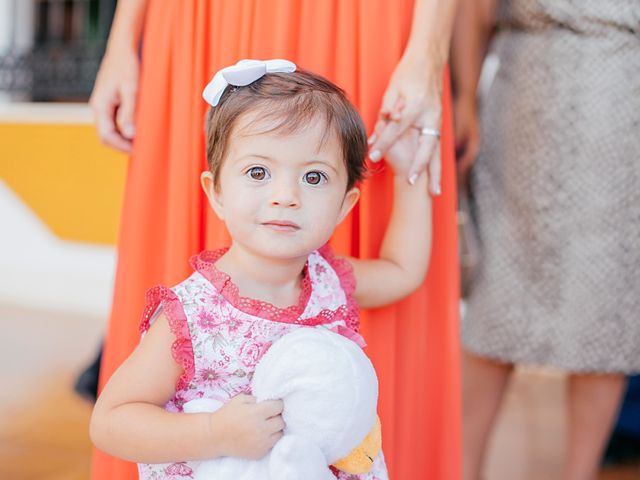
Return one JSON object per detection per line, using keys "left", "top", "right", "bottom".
{"left": 247, "top": 166, "right": 268, "bottom": 180}
{"left": 304, "top": 171, "right": 326, "bottom": 185}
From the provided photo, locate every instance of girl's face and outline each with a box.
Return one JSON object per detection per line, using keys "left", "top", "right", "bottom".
{"left": 202, "top": 111, "right": 360, "bottom": 262}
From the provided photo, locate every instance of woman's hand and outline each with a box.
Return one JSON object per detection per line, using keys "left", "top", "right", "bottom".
{"left": 384, "top": 125, "right": 420, "bottom": 184}
{"left": 89, "top": 45, "right": 140, "bottom": 153}
{"left": 212, "top": 394, "right": 285, "bottom": 460}
{"left": 453, "top": 95, "right": 480, "bottom": 183}
{"left": 368, "top": 55, "right": 443, "bottom": 194}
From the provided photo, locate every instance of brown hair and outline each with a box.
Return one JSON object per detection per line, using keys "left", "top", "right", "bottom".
{"left": 204, "top": 70, "right": 367, "bottom": 190}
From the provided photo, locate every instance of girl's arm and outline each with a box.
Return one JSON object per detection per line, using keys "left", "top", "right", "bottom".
{"left": 451, "top": 0, "right": 498, "bottom": 176}
{"left": 368, "top": 0, "right": 458, "bottom": 194}
{"left": 349, "top": 131, "right": 432, "bottom": 309}
{"left": 90, "top": 0, "right": 148, "bottom": 152}
{"left": 90, "top": 313, "right": 284, "bottom": 463}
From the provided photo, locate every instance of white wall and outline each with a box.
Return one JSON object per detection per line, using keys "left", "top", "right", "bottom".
{"left": 0, "top": 180, "right": 116, "bottom": 317}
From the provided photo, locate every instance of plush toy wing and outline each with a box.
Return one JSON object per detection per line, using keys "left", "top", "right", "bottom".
{"left": 194, "top": 456, "right": 269, "bottom": 480}
{"left": 183, "top": 327, "right": 380, "bottom": 480}
{"left": 270, "top": 435, "right": 336, "bottom": 480}
{"left": 252, "top": 327, "right": 379, "bottom": 464}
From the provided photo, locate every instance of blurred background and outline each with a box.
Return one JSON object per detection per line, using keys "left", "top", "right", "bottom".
{"left": 0, "top": 1, "right": 123, "bottom": 479}
{"left": 0, "top": 1, "right": 638, "bottom": 479}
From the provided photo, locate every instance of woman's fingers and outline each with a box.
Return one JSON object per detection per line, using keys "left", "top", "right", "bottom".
{"left": 428, "top": 141, "right": 442, "bottom": 195}
{"left": 89, "top": 49, "right": 140, "bottom": 153}
{"left": 116, "top": 81, "right": 138, "bottom": 140}
{"left": 102, "top": 127, "right": 133, "bottom": 153}
{"left": 408, "top": 131, "right": 442, "bottom": 196}
{"left": 388, "top": 96, "right": 405, "bottom": 121}
{"left": 455, "top": 125, "right": 480, "bottom": 186}
{"left": 369, "top": 102, "right": 422, "bottom": 162}
{"left": 378, "top": 87, "right": 402, "bottom": 119}
{"left": 369, "top": 96, "right": 404, "bottom": 156}
{"left": 459, "top": 134, "right": 479, "bottom": 172}
{"left": 94, "top": 99, "right": 133, "bottom": 152}
{"left": 408, "top": 131, "right": 438, "bottom": 185}
{"left": 91, "top": 89, "right": 133, "bottom": 153}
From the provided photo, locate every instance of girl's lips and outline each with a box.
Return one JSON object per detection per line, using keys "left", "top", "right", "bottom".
{"left": 262, "top": 221, "right": 300, "bottom": 231}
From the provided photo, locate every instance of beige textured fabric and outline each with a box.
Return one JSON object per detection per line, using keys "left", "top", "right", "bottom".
{"left": 463, "top": 0, "right": 640, "bottom": 373}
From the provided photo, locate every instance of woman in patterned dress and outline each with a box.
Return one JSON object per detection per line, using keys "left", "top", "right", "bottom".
{"left": 453, "top": 0, "right": 640, "bottom": 478}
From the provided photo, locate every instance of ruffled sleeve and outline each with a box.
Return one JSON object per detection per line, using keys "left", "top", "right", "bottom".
{"left": 139, "top": 285, "right": 195, "bottom": 391}
{"left": 317, "top": 244, "right": 360, "bottom": 332}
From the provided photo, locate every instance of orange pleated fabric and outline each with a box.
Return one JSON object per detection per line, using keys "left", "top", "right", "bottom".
{"left": 91, "top": 1, "right": 461, "bottom": 479}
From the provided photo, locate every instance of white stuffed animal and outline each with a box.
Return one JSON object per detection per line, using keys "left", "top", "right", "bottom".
{"left": 183, "top": 326, "right": 379, "bottom": 480}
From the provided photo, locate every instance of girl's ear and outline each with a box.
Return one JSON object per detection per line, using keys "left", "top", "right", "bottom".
{"left": 201, "top": 171, "right": 225, "bottom": 220}
{"left": 338, "top": 187, "right": 360, "bottom": 224}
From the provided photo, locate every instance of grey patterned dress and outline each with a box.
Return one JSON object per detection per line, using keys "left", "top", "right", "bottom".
{"left": 462, "top": 0, "right": 640, "bottom": 373}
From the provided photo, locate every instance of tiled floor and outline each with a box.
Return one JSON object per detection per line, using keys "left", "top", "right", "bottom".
{"left": 0, "top": 304, "right": 102, "bottom": 480}
{"left": 0, "top": 303, "right": 638, "bottom": 479}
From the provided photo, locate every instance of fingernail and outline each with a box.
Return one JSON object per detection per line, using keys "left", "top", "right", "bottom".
{"left": 368, "top": 134, "right": 377, "bottom": 145}
{"left": 434, "top": 183, "right": 442, "bottom": 195}
{"left": 123, "top": 124, "right": 136, "bottom": 138}
{"left": 409, "top": 173, "right": 418, "bottom": 185}
{"left": 369, "top": 150, "right": 381, "bottom": 162}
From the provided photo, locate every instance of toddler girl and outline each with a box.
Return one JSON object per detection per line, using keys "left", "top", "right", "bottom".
{"left": 90, "top": 59, "right": 433, "bottom": 479}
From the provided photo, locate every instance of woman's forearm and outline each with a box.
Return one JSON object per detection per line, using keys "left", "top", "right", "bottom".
{"left": 105, "top": 0, "right": 149, "bottom": 53}
{"left": 451, "top": 0, "right": 497, "bottom": 100}
{"left": 403, "top": 0, "right": 459, "bottom": 71}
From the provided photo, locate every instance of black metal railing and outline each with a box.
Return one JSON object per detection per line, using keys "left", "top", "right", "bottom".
{"left": 0, "top": 0, "right": 116, "bottom": 101}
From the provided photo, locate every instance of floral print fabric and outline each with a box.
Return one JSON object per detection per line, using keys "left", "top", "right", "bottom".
{"left": 138, "top": 246, "right": 388, "bottom": 479}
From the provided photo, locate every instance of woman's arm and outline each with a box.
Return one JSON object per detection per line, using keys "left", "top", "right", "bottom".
{"left": 90, "top": 313, "right": 284, "bottom": 463}
{"left": 107, "top": 0, "right": 148, "bottom": 51}
{"left": 368, "top": 0, "right": 458, "bottom": 194}
{"left": 349, "top": 130, "right": 432, "bottom": 309}
{"left": 404, "top": 0, "right": 458, "bottom": 67}
{"left": 89, "top": 0, "right": 148, "bottom": 152}
{"left": 451, "top": 0, "right": 497, "bottom": 176}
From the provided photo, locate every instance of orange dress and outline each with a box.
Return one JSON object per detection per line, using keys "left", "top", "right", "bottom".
{"left": 92, "top": 1, "right": 461, "bottom": 479}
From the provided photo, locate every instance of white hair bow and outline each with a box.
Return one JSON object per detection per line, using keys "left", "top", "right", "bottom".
{"left": 202, "top": 59, "right": 297, "bottom": 107}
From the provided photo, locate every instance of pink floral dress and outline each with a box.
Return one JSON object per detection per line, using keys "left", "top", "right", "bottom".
{"left": 137, "top": 245, "right": 388, "bottom": 480}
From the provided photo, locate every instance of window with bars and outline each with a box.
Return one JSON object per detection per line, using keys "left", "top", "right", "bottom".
{"left": 0, "top": 0, "right": 116, "bottom": 101}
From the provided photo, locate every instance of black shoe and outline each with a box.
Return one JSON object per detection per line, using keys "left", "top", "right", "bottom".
{"left": 603, "top": 431, "right": 640, "bottom": 466}
{"left": 74, "top": 345, "right": 102, "bottom": 403}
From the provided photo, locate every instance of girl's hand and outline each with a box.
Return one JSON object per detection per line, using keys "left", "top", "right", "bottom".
{"left": 89, "top": 45, "right": 140, "bottom": 153}
{"left": 384, "top": 125, "right": 421, "bottom": 184}
{"left": 453, "top": 95, "right": 480, "bottom": 183}
{"left": 368, "top": 55, "right": 443, "bottom": 194}
{"left": 213, "top": 394, "right": 285, "bottom": 460}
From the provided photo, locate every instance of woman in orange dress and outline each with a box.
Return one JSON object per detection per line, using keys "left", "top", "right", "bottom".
{"left": 90, "top": 1, "right": 460, "bottom": 478}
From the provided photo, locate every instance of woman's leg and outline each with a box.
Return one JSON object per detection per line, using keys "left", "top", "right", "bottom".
{"left": 564, "top": 373, "right": 626, "bottom": 480}
{"left": 462, "top": 351, "right": 514, "bottom": 480}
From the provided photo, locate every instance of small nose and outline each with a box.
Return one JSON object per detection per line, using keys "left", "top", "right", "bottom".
{"left": 270, "top": 176, "right": 300, "bottom": 208}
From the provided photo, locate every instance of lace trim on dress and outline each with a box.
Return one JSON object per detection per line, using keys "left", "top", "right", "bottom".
{"left": 189, "top": 246, "right": 360, "bottom": 330}
{"left": 139, "top": 285, "right": 195, "bottom": 390}
{"left": 317, "top": 244, "right": 361, "bottom": 332}
{"left": 190, "top": 248, "right": 315, "bottom": 324}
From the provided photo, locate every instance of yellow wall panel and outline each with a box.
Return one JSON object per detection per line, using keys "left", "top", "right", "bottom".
{"left": 0, "top": 123, "right": 127, "bottom": 245}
